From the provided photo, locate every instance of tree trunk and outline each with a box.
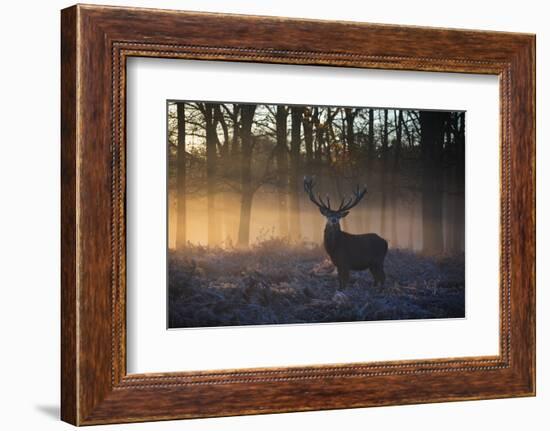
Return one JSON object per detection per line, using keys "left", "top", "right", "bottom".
{"left": 325, "top": 107, "right": 334, "bottom": 160}
{"left": 408, "top": 196, "right": 415, "bottom": 250}
{"left": 454, "top": 112, "right": 466, "bottom": 252}
{"left": 367, "top": 108, "right": 375, "bottom": 159}
{"left": 303, "top": 108, "right": 314, "bottom": 168}
{"left": 364, "top": 108, "right": 375, "bottom": 232}
{"left": 312, "top": 108, "right": 325, "bottom": 243}
{"left": 313, "top": 107, "right": 323, "bottom": 163}
{"left": 204, "top": 103, "right": 220, "bottom": 246}
{"left": 214, "top": 106, "right": 228, "bottom": 244}
{"left": 345, "top": 108, "right": 356, "bottom": 155}
{"left": 230, "top": 104, "right": 240, "bottom": 157}
{"left": 237, "top": 191, "right": 253, "bottom": 248}
{"left": 303, "top": 108, "right": 319, "bottom": 243}
{"left": 275, "top": 105, "right": 289, "bottom": 238}
{"left": 237, "top": 104, "right": 257, "bottom": 247}
{"left": 444, "top": 121, "right": 453, "bottom": 253}
{"left": 391, "top": 110, "right": 403, "bottom": 247}
{"left": 175, "top": 102, "right": 187, "bottom": 250}
{"left": 289, "top": 107, "right": 303, "bottom": 241}
{"left": 380, "top": 109, "right": 389, "bottom": 238}
{"left": 420, "top": 110, "right": 448, "bottom": 254}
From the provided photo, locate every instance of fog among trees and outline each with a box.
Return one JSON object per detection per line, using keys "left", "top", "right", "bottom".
{"left": 167, "top": 101, "right": 465, "bottom": 255}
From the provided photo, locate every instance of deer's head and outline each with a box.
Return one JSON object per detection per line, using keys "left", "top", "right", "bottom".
{"left": 303, "top": 177, "right": 366, "bottom": 228}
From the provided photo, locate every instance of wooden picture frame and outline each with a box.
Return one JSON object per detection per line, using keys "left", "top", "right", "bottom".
{"left": 61, "top": 4, "right": 535, "bottom": 425}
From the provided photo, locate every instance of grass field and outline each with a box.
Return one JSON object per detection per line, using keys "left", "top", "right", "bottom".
{"left": 168, "top": 239, "right": 465, "bottom": 328}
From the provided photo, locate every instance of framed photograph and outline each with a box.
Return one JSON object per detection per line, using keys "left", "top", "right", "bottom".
{"left": 61, "top": 4, "right": 535, "bottom": 425}
{"left": 165, "top": 101, "right": 466, "bottom": 330}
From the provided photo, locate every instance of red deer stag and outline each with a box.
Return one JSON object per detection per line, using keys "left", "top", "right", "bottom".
{"left": 304, "top": 177, "right": 388, "bottom": 290}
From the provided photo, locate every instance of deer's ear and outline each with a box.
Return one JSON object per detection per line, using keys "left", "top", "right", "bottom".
{"left": 340, "top": 211, "right": 350, "bottom": 218}
{"left": 320, "top": 207, "right": 328, "bottom": 216}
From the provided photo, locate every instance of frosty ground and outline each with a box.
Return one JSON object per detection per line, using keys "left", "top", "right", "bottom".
{"left": 168, "top": 239, "right": 465, "bottom": 328}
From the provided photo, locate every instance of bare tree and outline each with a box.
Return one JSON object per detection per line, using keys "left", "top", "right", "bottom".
{"left": 345, "top": 108, "right": 356, "bottom": 155}
{"left": 175, "top": 102, "right": 187, "bottom": 249}
{"left": 289, "top": 106, "right": 304, "bottom": 240}
{"left": 303, "top": 107, "right": 314, "bottom": 167}
{"left": 203, "top": 103, "right": 220, "bottom": 246}
{"left": 275, "top": 105, "right": 289, "bottom": 237}
{"left": 380, "top": 109, "right": 389, "bottom": 238}
{"left": 364, "top": 108, "right": 376, "bottom": 233}
{"left": 236, "top": 104, "right": 257, "bottom": 247}
{"left": 390, "top": 110, "right": 403, "bottom": 247}
{"left": 420, "top": 110, "right": 448, "bottom": 254}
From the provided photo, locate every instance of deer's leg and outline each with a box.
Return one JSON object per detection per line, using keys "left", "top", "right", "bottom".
{"left": 337, "top": 266, "right": 350, "bottom": 290}
{"left": 369, "top": 266, "right": 378, "bottom": 286}
{"left": 371, "top": 265, "right": 385, "bottom": 287}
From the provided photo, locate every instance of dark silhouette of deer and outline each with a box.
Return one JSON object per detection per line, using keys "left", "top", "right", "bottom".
{"left": 304, "top": 177, "right": 388, "bottom": 290}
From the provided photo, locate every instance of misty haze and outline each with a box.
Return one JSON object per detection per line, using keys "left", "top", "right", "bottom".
{"left": 167, "top": 101, "right": 465, "bottom": 328}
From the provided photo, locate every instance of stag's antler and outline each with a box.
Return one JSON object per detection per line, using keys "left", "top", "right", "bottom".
{"left": 336, "top": 184, "right": 367, "bottom": 212}
{"left": 303, "top": 176, "right": 332, "bottom": 211}
{"left": 304, "top": 176, "right": 367, "bottom": 214}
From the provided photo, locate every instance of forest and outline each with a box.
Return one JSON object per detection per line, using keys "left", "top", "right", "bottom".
{"left": 167, "top": 101, "right": 465, "bottom": 328}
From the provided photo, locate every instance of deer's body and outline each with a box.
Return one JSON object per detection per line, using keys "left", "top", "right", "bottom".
{"left": 304, "top": 176, "right": 388, "bottom": 290}
{"left": 324, "top": 225, "right": 388, "bottom": 289}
